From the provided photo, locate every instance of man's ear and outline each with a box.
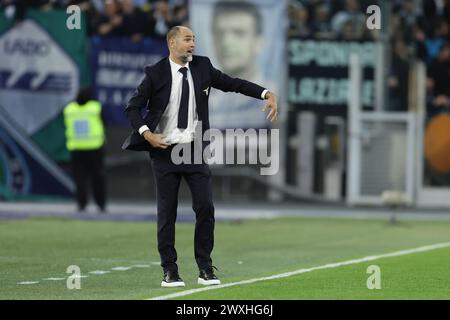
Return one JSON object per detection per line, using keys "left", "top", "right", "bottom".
{"left": 169, "top": 38, "right": 176, "bottom": 50}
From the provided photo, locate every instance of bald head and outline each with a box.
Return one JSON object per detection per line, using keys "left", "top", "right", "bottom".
{"left": 167, "top": 26, "right": 195, "bottom": 64}
{"left": 167, "top": 26, "right": 193, "bottom": 46}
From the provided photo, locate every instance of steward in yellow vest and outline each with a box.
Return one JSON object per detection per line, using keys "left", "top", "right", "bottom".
{"left": 64, "top": 100, "right": 105, "bottom": 151}
{"left": 63, "top": 87, "right": 107, "bottom": 213}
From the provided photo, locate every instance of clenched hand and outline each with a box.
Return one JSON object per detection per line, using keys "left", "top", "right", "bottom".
{"left": 143, "top": 131, "right": 170, "bottom": 149}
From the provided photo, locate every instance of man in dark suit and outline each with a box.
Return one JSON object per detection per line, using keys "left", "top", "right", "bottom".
{"left": 122, "top": 26, "right": 278, "bottom": 287}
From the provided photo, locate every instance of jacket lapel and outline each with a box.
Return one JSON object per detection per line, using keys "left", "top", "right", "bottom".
{"left": 159, "top": 58, "right": 172, "bottom": 108}
{"left": 189, "top": 58, "right": 203, "bottom": 113}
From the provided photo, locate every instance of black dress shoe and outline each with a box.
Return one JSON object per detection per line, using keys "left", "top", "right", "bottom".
{"left": 198, "top": 266, "right": 221, "bottom": 286}
{"left": 161, "top": 270, "right": 185, "bottom": 288}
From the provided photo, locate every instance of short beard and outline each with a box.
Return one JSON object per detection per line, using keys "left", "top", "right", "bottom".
{"left": 180, "top": 54, "right": 193, "bottom": 63}
{"left": 179, "top": 55, "right": 192, "bottom": 63}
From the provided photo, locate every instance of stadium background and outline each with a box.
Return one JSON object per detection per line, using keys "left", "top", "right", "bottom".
{"left": 1, "top": 0, "right": 450, "bottom": 300}
{"left": 1, "top": 0, "right": 450, "bottom": 207}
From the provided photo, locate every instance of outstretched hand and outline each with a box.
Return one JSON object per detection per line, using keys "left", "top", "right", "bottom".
{"left": 262, "top": 92, "right": 278, "bottom": 122}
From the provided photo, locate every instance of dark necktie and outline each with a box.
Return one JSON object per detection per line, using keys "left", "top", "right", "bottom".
{"left": 178, "top": 67, "right": 189, "bottom": 129}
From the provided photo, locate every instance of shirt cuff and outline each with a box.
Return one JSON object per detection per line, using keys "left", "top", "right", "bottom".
{"left": 261, "top": 89, "right": 269, "bottom": 100}
{"left": 138, "top": 125, "right": 150, "bottom": 136}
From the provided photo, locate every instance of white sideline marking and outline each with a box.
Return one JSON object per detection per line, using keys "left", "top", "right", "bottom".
{"left": 89, "top": 270, "right": 111, "bottom": 275}
{"left": 148, "top": 241, "right": 450, "bottom": 300}
{"left": 87, "top": 258, "right": 154, "bottom": 264}
{"left": 111, "top": 266, "right": 132, "bottom": 271}
{"left": 17, "top": 281, "right": 39, "bottom": 285}
{"left": 131, "top": 264, "right": 150, "bottom": 268}
{"left": 15, "top": 263, "right": 153, "bottom": 286}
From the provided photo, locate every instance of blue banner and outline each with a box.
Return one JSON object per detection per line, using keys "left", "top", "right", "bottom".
{"left": 90, "top": 37, "right": 168, "bottom": 126}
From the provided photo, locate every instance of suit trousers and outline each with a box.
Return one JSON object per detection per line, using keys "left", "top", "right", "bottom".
{"left": 71, "top": 148, "right": 106, "bottom": 211}
{"left": 149, "top": 142, "right": 215, "bottom": 272}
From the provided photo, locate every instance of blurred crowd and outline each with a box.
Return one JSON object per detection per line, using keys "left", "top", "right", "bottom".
{"left": 289, "top": 0, "right": 450, "bottom": 112}
{"left": 0, "top": 0, "right": 189, "bottom": 40}
{"left": 288, "top": 0, "right": 377, "bottom": 40}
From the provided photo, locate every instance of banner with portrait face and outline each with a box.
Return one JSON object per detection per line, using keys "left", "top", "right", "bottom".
{"left": 190, "top": 0, "right": 286, "bottom": 129}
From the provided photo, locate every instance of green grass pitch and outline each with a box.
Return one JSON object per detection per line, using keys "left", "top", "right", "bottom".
{"left": 1, "top": 216, "right": 450, "bottom": 299}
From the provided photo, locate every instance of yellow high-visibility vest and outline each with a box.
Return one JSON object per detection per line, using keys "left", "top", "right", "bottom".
{"left": 63, "top": 100, "right": 105, "bottom": 151}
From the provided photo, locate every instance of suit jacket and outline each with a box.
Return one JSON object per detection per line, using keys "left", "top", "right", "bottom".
{"left": 122, "top": 55, "right": 266, "bottom": 152}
